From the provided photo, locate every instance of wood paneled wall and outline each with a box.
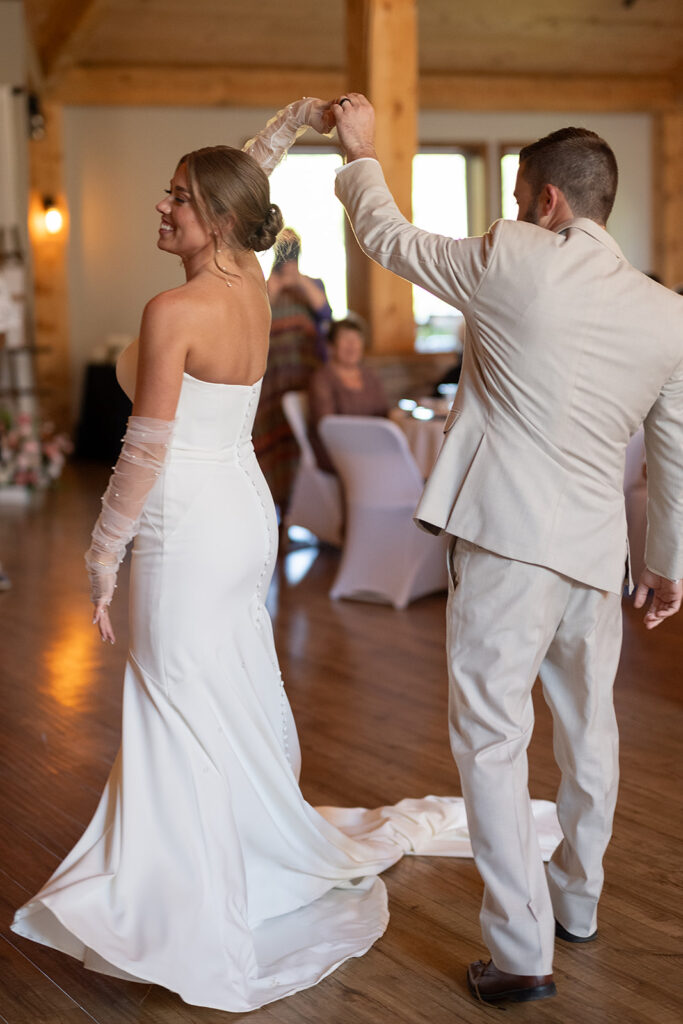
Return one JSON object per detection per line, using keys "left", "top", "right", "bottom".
{"left": 28, "top": 100, "right": 71, "bottom": 430}
{"left": 653, "top": 111, "right": 683, "bottom": 288}
{"left": 345, "top": 0, "right": 417, "bottom": 354}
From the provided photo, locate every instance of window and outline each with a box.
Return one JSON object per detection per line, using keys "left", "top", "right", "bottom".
{"left": 501, "top": 150, "right": 521, "bottom": 220}
{"left": 411, "top": 151, "right": 470, "bottom": 351}
{"left": 411, "top": 152, "right": 468, "bottom": 324}
{"left": 256, "top": 151, "right": 347, "bottom": 318}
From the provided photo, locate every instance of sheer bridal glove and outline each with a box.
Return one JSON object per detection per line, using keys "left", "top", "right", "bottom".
{"left": 243, "top": 97, "right": 334, "bottom": 176}
{"left": 85, "top": 416, "right": 174, "bottom": 613}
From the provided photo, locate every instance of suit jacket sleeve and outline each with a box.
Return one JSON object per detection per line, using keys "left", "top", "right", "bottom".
{"left": 643, "top": 354, "right": 683, "bottom": 580}
{"left": 335, "top": 159, "right": 500, "bottom": 310}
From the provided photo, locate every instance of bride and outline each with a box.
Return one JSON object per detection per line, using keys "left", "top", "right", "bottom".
{"left": 11, "top": 98, "right": 558, "bottom": 1012}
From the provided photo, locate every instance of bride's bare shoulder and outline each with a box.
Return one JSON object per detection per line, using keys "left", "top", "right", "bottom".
{"left": 137, "top": 285, "right": 209, "bottom": 364}
{"left": 146, "top": 279, "right": 201, "bottom": 308}
{"left": 142, "top": 281, "right": 210, "bottom": 327}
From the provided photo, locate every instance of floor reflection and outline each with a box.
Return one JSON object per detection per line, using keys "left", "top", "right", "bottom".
{"left": 283, "top": 528, "right": 323, "bottom": 586}
{"left": 43, "top": 609, "right": 100, "bottom": 710}
{"left": 266, "top": 531, "right": 324, "bottom": 619}
{"left": 283, "top": 546, "right": 320, "bottom": 586}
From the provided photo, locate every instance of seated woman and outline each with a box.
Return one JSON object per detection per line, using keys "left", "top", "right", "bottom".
{"left": 308, "top": 317, "right": 388, "bottom": 473}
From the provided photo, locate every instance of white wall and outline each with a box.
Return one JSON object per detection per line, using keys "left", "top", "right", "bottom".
{"left": 0, "top": 1, "right": 25, "bottom": 84}
{"left": 63, "top": 105, "right": 653, "bottom": 411}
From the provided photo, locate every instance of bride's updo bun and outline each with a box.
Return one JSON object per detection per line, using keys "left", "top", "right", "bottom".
{"left": 177, "top": 145, "right": 282, "bottom": 254}
{"left": 248, "top": 203, "right": 284, "bottom": 253}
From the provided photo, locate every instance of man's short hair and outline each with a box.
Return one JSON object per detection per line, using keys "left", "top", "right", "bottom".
{"left": 519, "top": 128, "right": 618, "bottom": 224}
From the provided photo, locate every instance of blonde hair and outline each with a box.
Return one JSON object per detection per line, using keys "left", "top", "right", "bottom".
{"left": 177, "top": 145, "right": 283, "bottom": 253}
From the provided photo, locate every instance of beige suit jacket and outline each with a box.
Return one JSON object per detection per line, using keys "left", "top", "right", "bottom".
{"left": 336, "top": 160, "right": 683, "bottom": 594}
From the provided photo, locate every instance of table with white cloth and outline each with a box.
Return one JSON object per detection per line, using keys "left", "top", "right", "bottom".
{"left": 390, "top": 403, "right": 449, "bottom": 477}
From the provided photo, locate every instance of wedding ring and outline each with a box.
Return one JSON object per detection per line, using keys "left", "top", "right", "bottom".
{"left": 339, "top": 97, "right": 351, "bottom": 107}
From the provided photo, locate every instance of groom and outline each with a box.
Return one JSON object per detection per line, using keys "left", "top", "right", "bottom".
{"left": 329, "top": 94, "right": 683, "bottom": 1004}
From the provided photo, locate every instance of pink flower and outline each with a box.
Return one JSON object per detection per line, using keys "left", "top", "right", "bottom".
{"left": 17, "top": 416, "right": 33, "bottom": 439}
{"left": 0, "top": 411, "right": 72, "bottom": 489}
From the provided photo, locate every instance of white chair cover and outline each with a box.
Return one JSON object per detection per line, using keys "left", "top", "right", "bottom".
{"left": 624, "top": 426, "right": 647, "bottom": 582}
{"left": 281, "top": 391, "right": 343, "bottom": 547}
{"left": 319, "top": 415, "right": 448, "bottom": 608}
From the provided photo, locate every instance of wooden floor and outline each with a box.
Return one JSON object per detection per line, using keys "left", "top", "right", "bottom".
{"left": 0, "top": 463, "right": 681, "bottom": 1024}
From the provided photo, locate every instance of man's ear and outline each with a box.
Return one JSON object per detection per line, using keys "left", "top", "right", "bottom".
{"left": 540, "top": 183, "right": 561, "bottom": 215}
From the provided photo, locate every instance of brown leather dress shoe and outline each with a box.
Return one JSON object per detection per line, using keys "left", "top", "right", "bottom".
{"left": 467, "top": 959, "right": 557, "bottom": 1004}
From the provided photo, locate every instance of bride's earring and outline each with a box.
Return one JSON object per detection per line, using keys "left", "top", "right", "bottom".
{"left": 214, "top": 243, "right": 233, "bottom": 288}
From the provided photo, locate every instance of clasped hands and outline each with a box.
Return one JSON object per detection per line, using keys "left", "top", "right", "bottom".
{"left": 305, "top": 94, "right": 377, "bottom": 161}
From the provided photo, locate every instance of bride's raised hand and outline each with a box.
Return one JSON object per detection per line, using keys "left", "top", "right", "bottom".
{"left": 243, "top": 97, "right": 334, "bottom": 175}
{"left": 303, "top": 98, "right": 335, "bottom": 135}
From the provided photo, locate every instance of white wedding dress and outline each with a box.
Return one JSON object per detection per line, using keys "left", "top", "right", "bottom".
{"left": 12, "top": 367, "right": 561, "bottom": 1011}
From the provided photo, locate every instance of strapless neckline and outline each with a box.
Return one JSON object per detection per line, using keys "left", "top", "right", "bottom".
{"left": 115, "top": 339, "right": 263, "bottom": 401}
{"left": 182, "top": 371, "right": 263, "bottom": 389}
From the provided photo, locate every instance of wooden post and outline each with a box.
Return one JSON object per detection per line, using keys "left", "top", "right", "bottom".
{"left": 345, "top": 0, "right": 417, "bottom": 354}
{"left": 28, "top": 100, "right": 71, "bottom": 430}
{"left": 653, "top": 110, "right": 683, "bottom": 289}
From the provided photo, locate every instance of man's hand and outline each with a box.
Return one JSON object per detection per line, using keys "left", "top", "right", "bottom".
{"left": 633, "top": 568, "right": 682, "bottom": 629}
{"left": 332, "top": 93, "right": 378, "bottom": 162}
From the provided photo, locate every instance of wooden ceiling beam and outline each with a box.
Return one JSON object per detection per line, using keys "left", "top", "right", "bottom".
{"left": 420, "top": 72, "right": 679, "bottom": 113}
{"left": 28, "top": 101, "right": 72, "bottom": 431}
{"left": 33, "top": 0, "right": 107, "bottom": 81}
{"left": 50, "top": 66, "right": 346, "bottom": 108}
{"left": 48, "top": 65, "right": 679, "bottom": 113}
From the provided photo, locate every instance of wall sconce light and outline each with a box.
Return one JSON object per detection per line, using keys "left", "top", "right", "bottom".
{"left": 27, "top": 92, "right": 46, "bottom": 141}
{"left": 43, "top": 196, "right": 63, "bottom": 235}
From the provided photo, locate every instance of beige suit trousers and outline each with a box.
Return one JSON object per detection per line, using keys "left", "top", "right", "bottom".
{"left": 447, "top": 539, "right": 622, "bottom": 974}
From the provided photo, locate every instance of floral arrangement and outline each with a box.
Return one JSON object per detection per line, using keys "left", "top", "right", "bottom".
{"left": 0, "top": 409, "right": 72, "bottom": 489}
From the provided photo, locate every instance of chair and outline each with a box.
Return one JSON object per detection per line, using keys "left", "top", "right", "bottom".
{"left": 281, "top": 391, "right": 343, "bottom": 547}
{"left": 319, "top": 415, "right": 448, "bottom": 608}
{"left": 624, "top": 426, "right": 647, "bottom": 582}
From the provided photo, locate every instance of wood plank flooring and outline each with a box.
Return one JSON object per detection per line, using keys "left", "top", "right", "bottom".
{"left": 0, "top": 463, "right": 681, "bottom": 1023}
